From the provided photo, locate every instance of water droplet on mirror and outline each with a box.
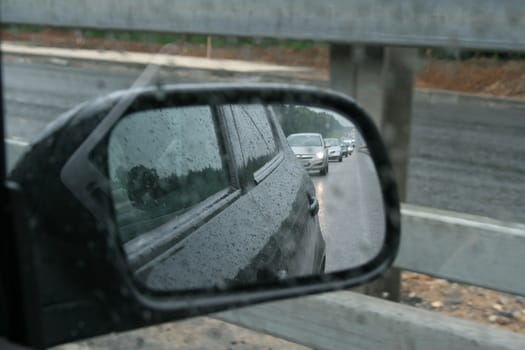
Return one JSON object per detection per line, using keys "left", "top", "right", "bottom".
{"left": 216, "top": 279, "right": 228, "bottom": 290}
{"left": 135, "top": 337, "right": 145, "bottom": 347}
{"left": 154, "top": 86, "right": 166, "bottom": 101}
{"left": 142, "top": 310, "right": 152, "bottom": 320}
{"left": 29, "top": 218, "right": 38, "bottom": 229}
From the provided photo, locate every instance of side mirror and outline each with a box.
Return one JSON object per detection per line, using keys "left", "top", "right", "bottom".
{"left": 9, "top": 84, "right": 400, "bottom": 347}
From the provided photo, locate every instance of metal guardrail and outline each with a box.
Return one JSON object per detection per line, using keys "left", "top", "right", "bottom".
{"left": 215, "top": 206, "right": 525, "bottom": 350}
{"left": 217, "top": 290, "right": 525, "bottom": 350}
{"left": 398, "top": 204, "right": 525, "bottom": 296}
{"left": 2, "top": 0, "right": 525, "bottom": 52}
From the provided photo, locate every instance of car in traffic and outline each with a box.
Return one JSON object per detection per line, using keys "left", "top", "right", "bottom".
{"left": 324, "top": 138, "right": 344, "bottom": 162}
{"left": 340, "top": 142, "right": 349, "bottom": 157}
{"left": 341, "top": 138, "right": 354, "bottom": 155}
{"left": 287, "top": 133, "right": 329, "bottom": 175}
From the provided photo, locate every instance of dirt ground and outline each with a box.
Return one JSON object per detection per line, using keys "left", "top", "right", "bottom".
{"left": 402, "top": 272, "right": 525, "bottom": 334}
{"left": 417, "top": 58, "right": 525, "bottom": 99}
{"left": 3, "top": 29, "right": 525, "bottom": 335}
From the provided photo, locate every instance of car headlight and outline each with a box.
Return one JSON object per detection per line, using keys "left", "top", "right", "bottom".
{"left": 316, "top": 151, "right": 325, "bottom": 159}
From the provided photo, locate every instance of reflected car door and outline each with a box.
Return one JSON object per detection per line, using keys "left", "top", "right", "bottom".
{"left": 119, "top": 104, "right": 317, "bottom": 290}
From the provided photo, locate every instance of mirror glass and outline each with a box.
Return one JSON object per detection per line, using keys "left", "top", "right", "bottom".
{"left": 107, "top": 103, "right": 385, "bottom": 291}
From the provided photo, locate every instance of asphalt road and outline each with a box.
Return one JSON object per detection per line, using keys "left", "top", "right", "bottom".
{"left": 3, "top": 58, "right": 525, "bottom": 226}
{"left": 408, "top": 93, "right": 525, "bottom": 223}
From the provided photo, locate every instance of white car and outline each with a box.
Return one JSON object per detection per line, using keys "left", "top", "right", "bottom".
{"left": 324, "top": 138, "right": 343, "bottom": 162}
{"left": 287, "top": 133, "right": 329, "bottom": 175}
{"left": 342, "top": 139, "right": 354, "bottom": 155}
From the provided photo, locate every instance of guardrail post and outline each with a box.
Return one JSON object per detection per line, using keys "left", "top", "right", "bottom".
{"left": 381, "top": 47, "right": 417, "bottom": 200}
{"left": 329, "top": 45, "right": 384, "bottom": 124}
{"left": 330, "top": 44, "right": 416, "bottom": 301}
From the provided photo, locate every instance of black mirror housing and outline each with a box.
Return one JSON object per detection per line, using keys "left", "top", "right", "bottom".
{"left": 8, "top": 84, "right": 400, "bottom": 348}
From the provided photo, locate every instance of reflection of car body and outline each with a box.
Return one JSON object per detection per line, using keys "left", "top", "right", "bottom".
{"left": 324, "top": 138, "right": 343, "bottom": 162}
{"left": 287, "top": 133, "right": 329, "bottom": 175}
{"left": 10, "top": 97, "right": 326, "bottom": 293}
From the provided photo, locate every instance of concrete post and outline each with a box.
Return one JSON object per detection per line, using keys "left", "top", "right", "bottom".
{"left": 329, "top": 44, "right": 416, "bottom": 301}
{"left": 329, "top": 45, "right": 384, "bottom": 124}
{"left": 381, "top": 47, "right": 417, "bottom": 200}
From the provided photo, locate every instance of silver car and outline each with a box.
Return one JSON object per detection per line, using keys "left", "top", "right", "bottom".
{"left": 341, "top": 139, "right": 354, "bottom": 155}
{"left": 324, "top": 138, "right": 343, "bottom": 162}
{"left": 287, "top": 133, "right": 329, "bottom": 175}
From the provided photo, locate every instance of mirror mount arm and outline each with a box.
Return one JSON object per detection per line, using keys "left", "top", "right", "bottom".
{"left": 0, "top": 182, "right": 45, "bottom": 348}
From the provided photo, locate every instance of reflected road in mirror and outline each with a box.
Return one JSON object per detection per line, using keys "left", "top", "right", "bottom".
{"left": 311, "top": 136, "right": 385, "bottom": 272}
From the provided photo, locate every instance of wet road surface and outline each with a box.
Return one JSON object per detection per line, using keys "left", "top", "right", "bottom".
{"left": 312, "top": 147, "right": 385, "bottom": 271}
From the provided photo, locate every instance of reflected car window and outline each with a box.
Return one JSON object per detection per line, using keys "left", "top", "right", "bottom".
{"left": 230, "top": 104, "right": 278, "bottom": 173}
{"left": 324, "top": 138, "right": 339, "bottom": 147}
{"left": 108, "top": 106, "right": 229, "bottom": 242}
